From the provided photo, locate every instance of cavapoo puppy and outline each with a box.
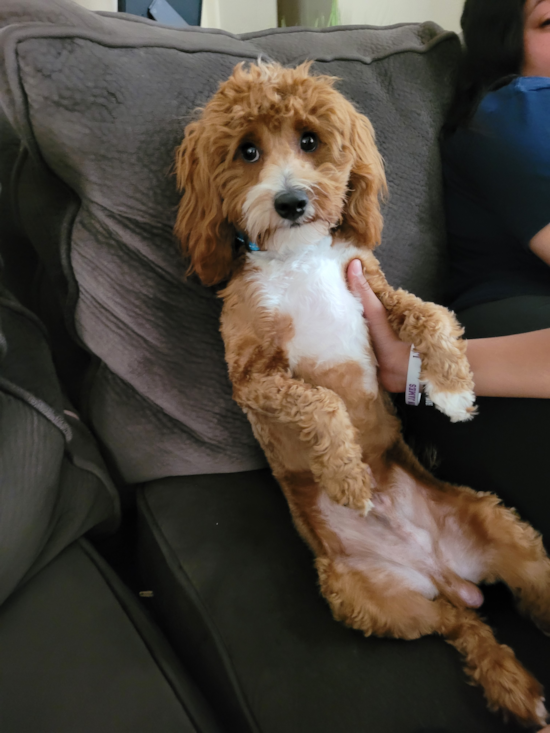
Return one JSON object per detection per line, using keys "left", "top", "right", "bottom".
{"left": 175, "top": 60, "right": 550, "bottom": 727}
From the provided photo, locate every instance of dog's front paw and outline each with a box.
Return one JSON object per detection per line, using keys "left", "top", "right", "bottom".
{"left": 326, "top": 482, "right": 374, "bottom": 516}
{"left": 321, "top": 463, "right": 374, "bottom": 516}
{"left": 344, "top": 464, "right": 375, "bottom": 516}
{"left": 424, "top": 382, "right": 477, "bottom": 423}
{"left": 348, "top": 496, "right": 374, "bottom": 517}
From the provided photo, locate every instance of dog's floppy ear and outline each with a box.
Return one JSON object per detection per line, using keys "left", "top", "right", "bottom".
{"left": 340, "top": 109, "right": 387, "bottom": 249}
{"left": 174, "top": 120, "right": 234, "bottom": 287}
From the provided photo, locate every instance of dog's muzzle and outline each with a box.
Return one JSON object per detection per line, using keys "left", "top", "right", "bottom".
{"left": 274, "top": 189, "right": 309, "bottom": 222}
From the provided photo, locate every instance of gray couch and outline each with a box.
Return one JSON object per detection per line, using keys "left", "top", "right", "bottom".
{"left": 0, "top": 1, "right": 548, "bottom": 731}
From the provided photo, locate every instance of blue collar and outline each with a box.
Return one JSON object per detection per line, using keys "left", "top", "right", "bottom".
{"left": 236, "top": 232, "right": 259, "bottom": 252}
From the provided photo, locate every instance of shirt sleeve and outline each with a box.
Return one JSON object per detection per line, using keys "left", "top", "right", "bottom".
{"left": 450, "top": 78, "right": 550, "bottom": 249}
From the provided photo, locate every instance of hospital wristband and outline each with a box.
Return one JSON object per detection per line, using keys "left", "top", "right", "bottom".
{"left": 405, "top": 345, "right": 422, "bottom": 406}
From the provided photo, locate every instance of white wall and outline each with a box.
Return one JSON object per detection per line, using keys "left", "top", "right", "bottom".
{"left": 71, "top": 0, "right": 117, "bottom": 10}
{"left": 71, "top": 0, "right": 462, "bottom": 34}
{"left": 72, "top": 0, "right": 278, "bottom": 33}
{"left": 338, "top": 0, "right": 463, "bottom": 33}
{"left": 201, "top": 0, "right": 277, "bottom": 34}
{"left": 204, "top": 0, "right": 463, "bottom": 35}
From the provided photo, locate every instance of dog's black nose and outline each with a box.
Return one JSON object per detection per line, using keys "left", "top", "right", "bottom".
{"left": 274, "top": 190, "right": 308, "bottom": 222}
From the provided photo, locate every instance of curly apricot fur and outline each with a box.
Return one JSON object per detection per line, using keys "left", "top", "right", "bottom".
{"left": 175, "top": 62, "right": 550, "bottom": 727}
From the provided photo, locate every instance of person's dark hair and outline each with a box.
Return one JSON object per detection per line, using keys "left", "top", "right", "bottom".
{"left": 445, "top": 0, "right": 526, "bottom": 132}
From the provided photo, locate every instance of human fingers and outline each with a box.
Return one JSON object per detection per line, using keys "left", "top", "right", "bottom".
{"left": 346, "top": 260, "right": 409, "bottom": 392}
{"left": 346, "top": 259, "right": 393, "bottom": 333}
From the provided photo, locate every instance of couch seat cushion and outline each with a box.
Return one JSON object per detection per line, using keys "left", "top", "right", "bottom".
{"left": 136, "top": 470, "right": 550, "bottom": 733}
{"left": 0, "top": 540, "right": 225, "bottom": 733}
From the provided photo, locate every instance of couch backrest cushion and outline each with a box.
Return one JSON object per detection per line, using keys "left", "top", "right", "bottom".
{"left": 0, "top": 0, "right": 461, "bottom": 481}
{"left": 0, "top": 279, "right": 119, "bottom": 606}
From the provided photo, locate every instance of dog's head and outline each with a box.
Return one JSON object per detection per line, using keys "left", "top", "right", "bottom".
{"left": 175, "top": 61, "right": 386, "bottom": 286}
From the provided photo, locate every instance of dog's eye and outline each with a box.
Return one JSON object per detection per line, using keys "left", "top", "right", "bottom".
{"left": 240, "top": 143, "right": 260, "bottom": 163}
{"left": 300, "top": 132, "right": 318, "bottom": 153}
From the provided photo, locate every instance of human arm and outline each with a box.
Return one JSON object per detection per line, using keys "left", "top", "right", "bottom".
{"left": 530, "top": 221, "right": 550, "bottom": 266}
{"left": 465, "top": 329, "right": 550, "bottom": 398}
{"left": 347, "top": 260, "right": 550, "bottom": 399}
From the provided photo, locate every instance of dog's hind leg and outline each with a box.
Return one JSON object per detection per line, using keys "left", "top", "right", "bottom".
{"left": 317, "top": 557, "right": 441, "bottom": 640}
{"left": 458, "top": 490, "right": 550, "bottom": 636}
{"left": 316, "top": 557, "right": 547, "bottom": 727}
{"left": 436, "top": 598, "right": 547, "bottom": 727}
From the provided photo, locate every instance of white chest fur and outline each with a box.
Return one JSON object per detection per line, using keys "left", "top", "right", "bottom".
{"left": 246, "top": 236, "right": 378, "bottom": 395}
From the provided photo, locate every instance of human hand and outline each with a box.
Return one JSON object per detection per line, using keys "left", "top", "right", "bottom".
{"left": 346, "top": 259, "right": 409, "bottom": 393}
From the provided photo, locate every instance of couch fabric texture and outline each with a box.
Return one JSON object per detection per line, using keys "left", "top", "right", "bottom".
{"left": 0, "top": 0, "right": 460, "bottom": 482}
{"left": 137, "top": 473, "right": 550, "bottom": 733}
{"left": 0, "top": 540, "right": 225, "bottom": 733}
{"left": 0, "top": 277, "right": 119, "bottom": 605}
{"left": 2, "top": 4, "right": 550, "bottom": 733}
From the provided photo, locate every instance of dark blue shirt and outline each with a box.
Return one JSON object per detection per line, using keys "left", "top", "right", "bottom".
{"left": 443, "top": 76, "right": 550, "bottom": 311}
